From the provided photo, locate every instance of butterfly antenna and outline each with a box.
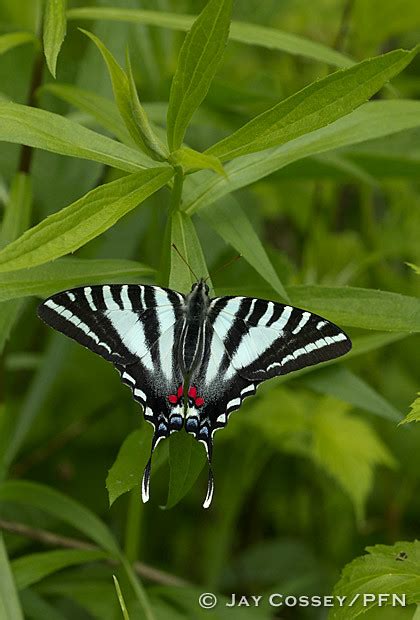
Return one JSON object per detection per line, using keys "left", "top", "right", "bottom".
{"left": 204, "top": 253, "right": 242, "bottom": 283}
{"left": 171, "top": 244, "right": 199, "bottom": 281}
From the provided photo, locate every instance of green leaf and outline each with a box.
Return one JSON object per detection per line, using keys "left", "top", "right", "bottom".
{"left": 0, "top": 480, "right": 119, "bottom": 555}
{"left": 66, "top": 7, "right": 353, "bottom": 68}
{"left": 199, "top": 195, "right": 289, "bottom": 301}
{"left": 165, "top": 432, "right": 206, "bottom": 509}
{"left": 12, "top": 549, "right": 107, "bottom": 590}
{"left": 206, "top": 47, "right": 420, "bottom": 162}
{"left": 169, "top": 211, "right": 209, "bottom": 293}
{"left": 113, "top": 575, "right": 130, "bottom": 620}
{"left": 0, "top": 102, "right": 154, "bottom": 172}
{"left": 43, "top": 0, "right": 67, "bottom": 78}
{"left": 166, "top": 0, "right": 233, "bottom": 151}
{"left": 0, "top": 258, "right": 154, "bottom": 303}
{"left": 20, "top": 590, "right": 67, "bottom": 620}
{"left": 399, "top": 394, "right": 420, "bottom": 425}
{"left": 170, "top": 146, "right": 224, "bottom": 176}
{"left": 0, "top": 535, "right": 24, "bottom": 620}
{"left": 330, "top": 541, "right": 420, "bottom": 619}
{"left": 0, "top": 31, "right": 37, "bottom": 56}
{"left": 310, "top": 398, "right": 395, "bottom": 521}
{"left": 183, "top": 100, "right": 420, "bottom": 214}
{"left": 39, "top": 82, "right": 133, "bottom": 145}
{"left": 81, "top": 30, "right": 167, "bottom": 161}
{"left": 106, "top": 428, "right": 168, "bottom": 506}
{"left": 302, "top": 366, "right": 402, "bottom": 422}
{"left": 286, "top": 285, "right": 420, "bottom": 332}
{"left": 407, "top": 262, "right": 420, "bottom": 275}
{"left": 0, "top": 173, "right": 32, "bottom": 352}
{"left": 0, "top": 167, "right": 174, "bottom": 272}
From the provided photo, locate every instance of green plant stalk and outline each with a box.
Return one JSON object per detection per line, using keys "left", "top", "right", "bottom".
{"left": 119, "top": 553, "right": 155, "bottom": 620}
{"left": 158, "top": 167, "right": 184, "bottom": 285}
{"left": 124, "top": 488, "right": 143, "bottom": 564}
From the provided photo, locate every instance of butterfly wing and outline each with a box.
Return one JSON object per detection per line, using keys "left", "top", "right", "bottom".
{"left": 38, "top": 284, "right": 186, "bottom": 500}
{"left": 187, "top": 296, "right": 351, "bottom": 507}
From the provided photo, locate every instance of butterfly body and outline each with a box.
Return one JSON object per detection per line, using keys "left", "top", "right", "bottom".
{"left": 38, "top": 280, "right": 351, "bottom": 508}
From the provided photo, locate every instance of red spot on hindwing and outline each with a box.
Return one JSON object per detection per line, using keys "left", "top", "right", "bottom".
{"left": 188, "top": 386, "right": 197, "bottom": 399}
{"left": 168, "top": 385, "right": 184, "bottom": 405}
{"left": 195, "top": 397, "right": 204, "bottom": 407}
{"left": 168, "top": 394, "right": 178, "bottom": 404}
{"left": 177, "top": 385, "right": 183, "bottom": 398}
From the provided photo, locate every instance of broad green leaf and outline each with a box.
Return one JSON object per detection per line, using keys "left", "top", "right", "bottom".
{"left": 166, "top": 0, "right": 233, "bottom": 151}
{"left": 0, "top": 258, "right": 154, "bottom": 303}
{"left": 310, "top": 399, "right": 395, "bottom": 521}
{"left": 66, "top": 7, "right": 353, "bottom": 68}
{"left": 0, "top": 31, "right": 37, "bottom": 55}
{"left": 39, "top": 82, "right": 133, "bottom": 145}
{"left": 169, "top": 211, "right": 209, "bottom": 293}
{"left": 165, "top": 432, "right": 206, "bottom": 509}
{"left": 399, "top": 394, "right": 420, "bottom": 425}
{"left": 0, "top": 173, "right": 32, "bottom": 352}
{"left": 0, "top": 102, "right": 154, "bottom": 172}
{"left": 0, "top": 480, "right": 119, "bottom": 555}
{"left": 183, "top": 100, "right": 420, "bottom": 214}
{"left": 106, "top": 427, "right": 168, "bottom": 506}
{"left": 0, "top": 167, "right": 174, "bottom": 272}
{"left": 169, "top": 146, "right": 224, "bottom": 176}
{"left": 330, "top": 541, "right": 420, "bottom": 619}
{"left": 199, "top": 195, "right": 289, "bottom": 301}
{"left": 287, "top": 285, "right": 420, "bottom": 332}
{"left": 43, "top": 0, "right": 67, "bottom": 77}
{"left": 0, "top": 535, "right": 24, "bottom": 620}
{"left": 12, "top": 550, "right": 107, "bottom": 590}
{"left": 206, "top": 47, "right": 420, "bottom": 162}
{"left": 113, "top": 575, "right": 130, "bottom": 620}
{"left": 302, "top": 366, "right": 402, "bottom": 422}
{"left": 81, "top": 30, "right": 167, "bottom": 161}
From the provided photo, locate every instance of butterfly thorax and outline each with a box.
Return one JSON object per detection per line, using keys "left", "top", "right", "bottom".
{"left": 178, "top": 280, "right": 210, "bottom": 377}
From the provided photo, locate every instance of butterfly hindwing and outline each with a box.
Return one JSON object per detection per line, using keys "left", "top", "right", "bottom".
{"left": 38, "top": 284, "right": 187, "bottom": 500}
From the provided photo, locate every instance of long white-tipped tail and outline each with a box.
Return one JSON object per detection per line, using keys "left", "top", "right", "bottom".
{"left": 141, "top": 458, "right": 151, "bottom": 503}
{"left": 202, "top": 467, "right": 214, "bottom": 509}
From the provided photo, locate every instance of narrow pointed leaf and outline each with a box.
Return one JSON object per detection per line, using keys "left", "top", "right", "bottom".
{"left": 0, "top": 102, "right": 154, "bottom": 172}
{"left": 287, "top": 285, "right": 420, "bottom": 332}
{"left": 0, "top": 174, "right": 32, "bottom": 352}
{"left": 43, "top": 0, "right": 67, "bottom": 77}
{"left": 0, "top": 167, "right": 174, "bottom": 272}
{"left": 12, "top": 550, "right": 107, "bottom": 590}
{"left": 67, "top": 7, "right": 353, "bottom": 68}
{"left": 170, "top": 146, "right": 224, "bottom": 175}
{"left": 0, "top": 258, "right": 154, "bottom": 302}
{"left": 199, "top": 196, "right": 289, "bottom": 301}
{"left": 0, "top": 535, "right": 24, "bottom": 620}
{"left": 113, "top": 576, "right": 130, "bottom": 620}
{"left": 0, "top": 32, "right": 37, "bottom": 55}
{"left": 0, "top": 481, "right": 119, "bottom": 555}
{"left": 169, "top": 211, "right": 209, "bottom": 292}
{"left": 166, "top": 0, "right": 233, "bottom": 151}
{"left": 302, "top": 366, "right": 402, "bottom": 422}
{"left": 206, "top": 47, "right": 420, "bottom": 162}
{"left": 81, "top": 29, "right": 167, "bottom": 161}
{"left": 183, "top": 101, "right": 420, "bottom": 214}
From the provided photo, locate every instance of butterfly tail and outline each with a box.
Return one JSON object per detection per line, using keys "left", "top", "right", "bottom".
{"left": 203, "top": 464, "right": 214, "bottom": 509}
{"left": 141, "top": 456, "right": 152, "bottom": 503}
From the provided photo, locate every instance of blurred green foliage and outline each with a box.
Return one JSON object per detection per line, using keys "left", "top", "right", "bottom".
{"left": 0, "top": 0, "right": 419, "bottom": 618}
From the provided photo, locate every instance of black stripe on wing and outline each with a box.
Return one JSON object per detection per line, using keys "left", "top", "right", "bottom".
{"left": 208, "top": 296, "right": 352, "bottom": 381}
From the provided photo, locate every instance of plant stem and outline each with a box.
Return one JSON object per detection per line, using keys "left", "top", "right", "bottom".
{"left": 0, "top": 518, "right": 188, "bottom": 587}
{"left": 158, "top": 166, "right": 184, "bottom": 285}
{"left": 124, "top": 488, "right": 143, "bottom": 563}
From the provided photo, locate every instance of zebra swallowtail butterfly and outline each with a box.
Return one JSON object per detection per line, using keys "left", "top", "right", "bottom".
{"left": 38, "top": 281, "right": 351, "bottom": 508}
